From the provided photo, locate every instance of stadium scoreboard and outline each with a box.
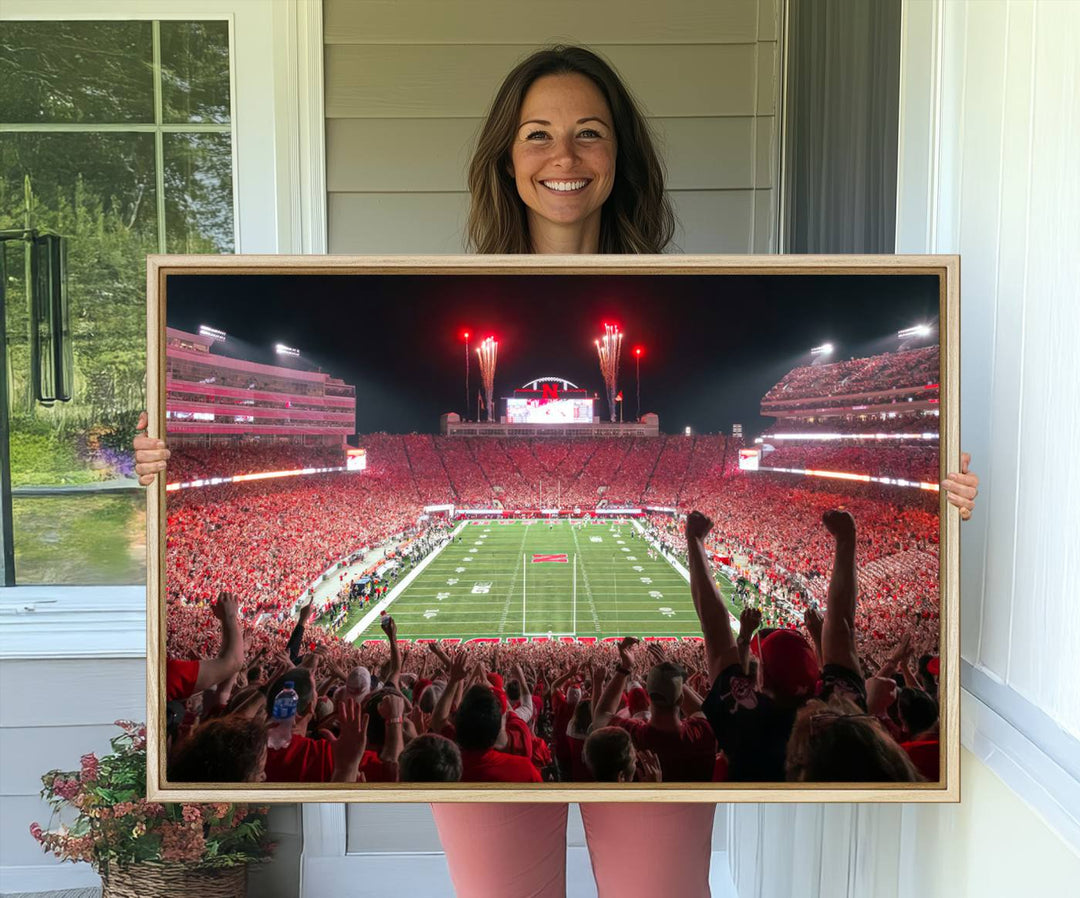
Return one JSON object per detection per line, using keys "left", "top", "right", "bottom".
{"left": 346, "top": 447, "right": 367, "bottom": 471}
{"left": 738, "top": 448, "right": 760, "bottom": 471}
{"left": 506, "top": 396, "right": 594, "bottom": 424}
{"left": 504, "top": 379, "right": 595, "bottom": 424}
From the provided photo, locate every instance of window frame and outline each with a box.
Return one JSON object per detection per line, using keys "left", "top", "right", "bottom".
{"left": 0, "top": 0, "right": 326, "bottom": 645}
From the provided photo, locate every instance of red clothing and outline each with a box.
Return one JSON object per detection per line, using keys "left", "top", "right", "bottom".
{"left": 552, "top": 691, "right": 575, "bottom": 768}
{"left": 610, "top": 716, "right": 718, "bottom": 782}
{"left": 901, "top": 739, "right": 940, "bottom": 781}
{"left": 503, "top": 713, "right": 551, "bottom": 771}
{"left": 460, "top": 747, "right": 543, "bottom": 783}
{"left": 567, "top": 734, "right": 591, "bottom": 782}
{"left": 265, "top": 733, "right": 335, "bottom": 783}
{"left": 166, "top": 659, "right": 199, "bottom": 701}
{"left": 359, "top": 749, "right": 397, "bottom": 782}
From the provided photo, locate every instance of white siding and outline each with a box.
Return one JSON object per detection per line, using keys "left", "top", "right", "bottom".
{"left": 730, "top": 1, "right": 1080, "bottom": 894}
{"left": 324, "top": 0, "right": 782, "bottom": 254}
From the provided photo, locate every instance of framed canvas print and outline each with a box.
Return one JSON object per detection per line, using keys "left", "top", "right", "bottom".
{"left": 145, "top": 254, "right": 959, "bottom": 803}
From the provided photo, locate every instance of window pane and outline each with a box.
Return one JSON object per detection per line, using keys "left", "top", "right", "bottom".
{"left": 164, "top": 132, "right": 235, "bottom": 252}
{"left": 2, "top": 132, "right": 156, "bottom": 584}
{"left": 12, "top": 494, "right": 146, "bottom": 585}
{"left": 160, "top": 20, "right": 232, "bottom": 124}
{"left": 0, "top": 21, "right": 154, "bottom": 124}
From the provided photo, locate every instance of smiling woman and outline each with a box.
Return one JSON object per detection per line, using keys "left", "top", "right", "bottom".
{"left": 509, "top": 73, "right": 617, "bottom": 251}
{"left": 466, "top": 45, "right": 674, "bottom": 255}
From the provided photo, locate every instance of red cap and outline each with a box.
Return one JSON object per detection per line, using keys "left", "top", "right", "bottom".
{"left": 760, "top": 630, "right": 819, "bottom": 701}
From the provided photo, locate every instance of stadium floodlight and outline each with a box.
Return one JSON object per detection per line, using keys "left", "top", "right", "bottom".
{"left": 633, "top": 346, "right": 644, "bottom": 419}
{"left": 462, "top": 330, "right": 471, "bottom": 421}
{"left": 810, "top": 343, "right": 834, "bottom": 356}
{"left": 198, "top": 324, "right": 226, "bottom": 342}
{"left": 275, "top": 343, "right": 300, "bottom": 357}
{"left": 898, "top": 324, "right": 932, "bottom": 339}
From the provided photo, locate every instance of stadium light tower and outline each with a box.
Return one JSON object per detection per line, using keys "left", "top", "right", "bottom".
{"left": 462, "top": 329, "right": 471, "bottom": 421}
{"left": 198, "top": 324, "right": 226, "bottom": 343}
{"left": 275, "top": 343, "right": 300, "bottom": 358}
{"left": 897, "top": 323, "right": 934, "bottom": 351}
{"left": 809, "top": 343, "right": 833, "bottom": 367}
{"left": 634, "top": 345, "right": 643, "bottom": 420}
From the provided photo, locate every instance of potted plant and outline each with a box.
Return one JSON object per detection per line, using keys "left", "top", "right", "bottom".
{"left": 30, "top": 720, "right": 273, "bottom": 897}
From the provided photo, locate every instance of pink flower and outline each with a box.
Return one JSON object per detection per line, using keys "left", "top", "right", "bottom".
{"left": 29, "top": 822, "right": 43, "bottom": 842}
{"left": 112, "top": 801, "right": 136, "bottom": 818}
{"left": 160, "top": 821, "right": 206, "bottom": 863}
{"left": 52, "top": 777, "right": 80, "bottom": 801}
{"left": 80, "top": 753, "right": 99, "bottom": 782}
{"left": 181, "top": 805, "right": 202, "bottom": 824}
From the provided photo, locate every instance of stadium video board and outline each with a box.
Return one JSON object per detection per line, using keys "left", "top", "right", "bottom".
{"left": 146, "top": 255, "right": 961, "bottom": 806}
{"left": 506, "top": 396, "right": 594, "bottom": 423}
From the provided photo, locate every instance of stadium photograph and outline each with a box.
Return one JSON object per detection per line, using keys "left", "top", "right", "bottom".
{"left": 155, "top": 265, "right": 949, "bottom": 790}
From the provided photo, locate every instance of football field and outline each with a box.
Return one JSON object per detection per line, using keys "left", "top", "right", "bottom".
{"left": 349, "top": 519, "right": 736, "bottom": 642}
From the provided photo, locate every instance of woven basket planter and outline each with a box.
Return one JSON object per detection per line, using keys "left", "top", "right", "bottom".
{"left": 101, "top": 862, "right": 247, "bottom": 898}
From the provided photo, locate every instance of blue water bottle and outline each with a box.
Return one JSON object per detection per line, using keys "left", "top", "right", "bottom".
{"left": 268, "top": 681, "right": 299, "bottom": 749}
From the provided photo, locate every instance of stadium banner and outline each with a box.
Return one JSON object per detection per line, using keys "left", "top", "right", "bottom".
{"left": 148, "top": 254, "right": 959, "bottom": 805}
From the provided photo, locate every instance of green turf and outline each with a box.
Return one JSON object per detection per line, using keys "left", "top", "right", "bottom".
{"left": 349, "top": 519, "right": 740, "bottom": 642}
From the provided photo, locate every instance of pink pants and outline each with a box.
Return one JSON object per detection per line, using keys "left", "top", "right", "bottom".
{"left": 431, "top": 803, "right": 716, "bottom": 898}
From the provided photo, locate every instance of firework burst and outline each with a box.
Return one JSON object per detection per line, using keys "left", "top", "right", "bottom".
{"left": 476, "top": 336, "right": 498, "bottom": 422}
{"left": 595, "top": 324, "right": 623, "bottom": 423}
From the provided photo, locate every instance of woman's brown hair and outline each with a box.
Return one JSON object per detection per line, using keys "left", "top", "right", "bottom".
{"left": 467, "top": 45, "right": 675, "bottom": 254}
{"left": 168, "top": 714, "right": 268, "bottom": 783}
{"left": 786, "top": 695, "right": 922, "bottom": 783}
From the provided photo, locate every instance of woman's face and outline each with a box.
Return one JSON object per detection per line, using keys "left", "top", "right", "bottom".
{"left": 509, "top": 73, "right": 617, "bottom": 240}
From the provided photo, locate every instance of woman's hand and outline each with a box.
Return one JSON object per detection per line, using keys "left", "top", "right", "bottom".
{"left": 942, "top": 452, "right": 979, "bottom": 521}
{"left": 133, "top": 411, "right": 170, "bottom": 486}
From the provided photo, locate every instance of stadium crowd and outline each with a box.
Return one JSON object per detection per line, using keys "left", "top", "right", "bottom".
{"left": 762, "top": 346, "right": 939, "bottom": 403}
{"left": 758, "top": 444, "right": 939, "bottom": 482}
{"left": 165, "top": 510, "right": 942, "bottom": 786}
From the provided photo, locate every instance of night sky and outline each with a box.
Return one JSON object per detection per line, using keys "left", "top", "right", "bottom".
{"left": 167, "top": 273, "right": 940, "bottom": 439}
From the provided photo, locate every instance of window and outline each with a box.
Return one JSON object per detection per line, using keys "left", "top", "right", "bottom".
{"left": 1, "top": 19, "right": 235, "bottom": 584}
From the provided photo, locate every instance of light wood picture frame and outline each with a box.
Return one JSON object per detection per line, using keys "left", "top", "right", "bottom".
{"left": 146, "top": 253, "right": 960, "bottom": 804}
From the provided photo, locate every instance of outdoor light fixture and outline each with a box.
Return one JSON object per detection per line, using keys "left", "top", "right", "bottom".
{"left": 810, "top": 343, "right": 834, "bottom": 356}
{"left": 898, "top": 324, "right": 932, "bottom": 338}
{"left": 275, "top": 344, "right": 300, "bottom": 357}
{"left": 199, "top": 325, "right": 227, "bottom": 342}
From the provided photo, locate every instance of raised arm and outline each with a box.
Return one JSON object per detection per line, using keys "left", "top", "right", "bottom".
{"left": 593, "top": 637, "right": 636, "bottom": 729}
{"left": 385, "top": 617, "right": 401, "bottom": 689}
{"left": 427, "top": 640, "right": 453, "bottom": 676}
{"left": 378, "top": 692, "right": 406, "bottom": 769}
{"left": 736, "top": 606, "right": 762, "bottom": 674}
{"left": 430, "top": 650, "right": 469, "bottom": 734}
{"left": 331, "top": 698, "right": 369, "bottom": 783}
{"left": 820, "top": 510, "right": 861, "bottom": 675}
{"left": 193, "top": 592, "right": 246, "bottom": 693}
{"left": 685, "top": 511, "right": 739, "bottom": 683}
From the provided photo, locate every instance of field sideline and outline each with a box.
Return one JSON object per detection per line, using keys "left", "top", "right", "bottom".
{"left": 348, "top": 519, "right": 740, "bottom": 643}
